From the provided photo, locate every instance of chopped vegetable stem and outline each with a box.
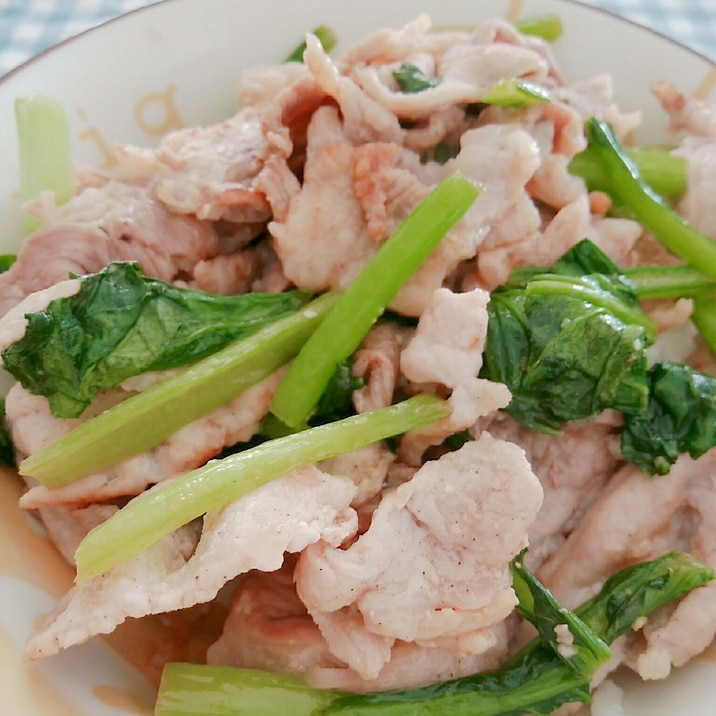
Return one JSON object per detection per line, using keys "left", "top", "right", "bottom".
{"left": 19, "top": 292, "right": 340, "bottom": 487}
{"left": 625, "top": 264, "right": 716, "bottom": 299}
{"left": 270, "top": 172, "right": 480, "bottom": 427}
{"left": 514, "top": 14, "right": 564, "bottom": 42}
{"left": 690, "top": 298, "right": 716, "bottom": 355}
{"left": 585, "top": 118, "right": 716, "bottom": 280}
{"left": 15, "top": 96, "right": 75, "bottom": 234}
{"left": 73, "top": 394, "right": 450, "bottom": 581}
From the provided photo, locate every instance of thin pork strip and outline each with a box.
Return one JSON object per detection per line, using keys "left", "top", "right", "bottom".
{"left": 115, "top": 107, "right": 273, "bottom": 223}
{"left": 13, "top": 369, "right": 284, "bottom": 508}
{"left": 25, "top": 465, "right": 358, "bottom": 659}
{"left": 537, "top": 451, "right": 715, "bottom": 609}
{"left": 294, "top": 434, "right": 543, "bottom": 680}
{"left": 0, "top": 182, "right": 219, "bottom": 317}
{"left": 208, "top": 557, "right": 509, "bottom": 692}
{"left": 399, "top": 287, "right": 511, "bottom": 464}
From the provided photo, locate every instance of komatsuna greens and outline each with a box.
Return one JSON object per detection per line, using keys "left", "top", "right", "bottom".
{"left": 480, "top": 239, "right": 716, "bottom": 475}
{"left": 1, "top": 261, "right": 310, "bottom": 418}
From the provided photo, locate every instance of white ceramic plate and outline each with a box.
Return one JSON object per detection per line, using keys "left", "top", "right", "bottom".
{"left": 1, "top": 1, "right": 715, "bottom": 714}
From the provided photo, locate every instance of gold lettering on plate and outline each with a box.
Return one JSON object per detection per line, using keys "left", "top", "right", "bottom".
{"left": 134, "top": 84, "right": 183, "bottom": 136}
{"left": 77, "top": 108, "right": 117, "bottom": 170}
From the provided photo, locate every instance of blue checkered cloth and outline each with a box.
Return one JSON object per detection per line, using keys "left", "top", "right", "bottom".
{"left": 1, "top": 0, "right": 715, "bottom": 77}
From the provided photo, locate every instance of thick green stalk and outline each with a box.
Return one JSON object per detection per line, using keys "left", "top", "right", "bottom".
{"left": 155, "top": 665, "right": 337, "bottom": 716}
{"left": 73, "top": 394, "right": 449, "bottom": 581}
{"left": 584, "top": 118, "right": 716, "bottom": 280}
{"left": 15, "top": 96, "right": 75, "bottom": 233}
{"left": 270, "top": 172, "right": 480, "bottom": 427}
{"left": 20, "top": 292, "right": 340, "bottom": 487}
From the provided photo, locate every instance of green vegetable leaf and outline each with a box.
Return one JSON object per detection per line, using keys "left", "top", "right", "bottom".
{"left": 0, "top": 255, "right": 16, "bottom": 274}
{"left": 621, "top": 361, "right": 716, "bottom": 475}
{"left": 0, "top": 400, "right": 15, "bottom": 467}
{"left": 285, "top": 25, "right": 337, "bottom": 62}
{"left": 393, "top": 63, "right": 440, "bottom": 93}
{"left": 1, "top": 262, "right": 310, "bottom": 418}
{"left": 510, "top": 552, "right": 611, "bottom": 678}
{"left": 311, "top": 358, "right": 364, "bottom": 425}
{"left": 481, "top": 240, "right": 654, "bottom": 433}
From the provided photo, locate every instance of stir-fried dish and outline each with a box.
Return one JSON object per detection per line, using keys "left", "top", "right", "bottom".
{"left": 2, "top": 13, "right": 716, "bottom": 716}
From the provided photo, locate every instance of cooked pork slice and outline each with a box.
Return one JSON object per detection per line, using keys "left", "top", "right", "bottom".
{"left": 294, "top": 434, "right": 543, "bottom": 679}
{"left": 304, "top": 34, "right": 403, "bottom": 146}
{"left": 14, "top": 370, "right": 285, "bottom": 508}
{"left": 25, "top": 465, "right": 358, "bottom": 659}
{"left": 115, "top": 107, "right": 277, "bottom": 223}
{"left": 208, "top": 557, "right": 509, "bottom": 693}
{"left": 485, "top": 411, "right": 622, "bottom": 569}
{"left": 319, "top": 442, "right": 395, "bottom": 507}
{"left": 0, "top": 182, "right": 219, "bottom": 317}
{"left": 674, "top": 136, "right": 716, "bottom": 239}
{"left": 652, "top": 80, "right": 716, "bottom": 139}
{"left": 348, "top": 14, "right": 552, "bottom": 123}
{"left": 352, "top": 321, "right": 411, "bottom": 414}
{"left": 190, "top": 249, "right": 259, "bottom": 295}
{"left": 399, "top": 287, "right": 511, "bottom": 463}
{"left": 37, "top": 503, "right": 119, "bottom": 566}
{"left": 537, "top": 451, "right": 715, "bottom": 609}
{"left": 626, "top": 458, "right": 716, "bottom": 679}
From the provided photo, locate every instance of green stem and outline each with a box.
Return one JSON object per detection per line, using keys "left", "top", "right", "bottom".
{"left": 19, "top": 292, "right": 340, "bottom": 487}
{"left": 483, "top": 78, "right": 552, "bottom": 107}
{"left": 73, "top": 394, "right": 450, "bottom": 581}
{"left": 569, "top": 146, "right": 688, "bottom": 199}
{"left": 514, "top": 14, "right": 564, "bottom": 42}
{"left": 584, "top": 118, "right": 716, "bottom": 280}
{"left": 15, "top": 96, "right": 75, "bottom": 234}
{"left": 270, "top": 172, "right": 480, "bottom": 428}
{"left": 691, "top": 298, "right": 716, "bottom": 354}
{"left": 626, "top": 265, "right": 716, "bottom": 299}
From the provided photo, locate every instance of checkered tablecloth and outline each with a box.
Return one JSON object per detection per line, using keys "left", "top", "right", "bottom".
{"left": 1, "top": 0, "right": 715, "bottom": 77}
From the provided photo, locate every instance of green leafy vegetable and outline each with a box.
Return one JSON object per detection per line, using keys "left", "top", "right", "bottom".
{"left": 510, "top": 553, "right": 611, "bottom": 678}
{"left": 514, "top": 14, "right": 564, "bottom": 42}
{"left": 582, "top": 118, "right": 716, "bottom": 280}
{"left": 481, "top": 240, "right": 655, "bottom": 433}
{"left": 285, "top": 25, "right": 338, "bottom": 62}
{"left": 270, "top": 172, "right": 480, "bottom": 428}
{"left": 393, "top": 63, "right": 440, "bottom": 93}
{"left": 483, "top": 78, "right": 553, "bottom": 107}
{"left": 621, "top": 361, "right": 716, "bottom": 475}
{"left": 15, "top": 95, "right": 75, "bottom": 234}
{"left": 311, "top": 358, "right": 364, "bottom": 424}
{"left": 19, "top": 292, "right": 340, "bottom": 487}
{"left": 0, "top": 400, "right": 15, "bottom": 467}
{"left": 0, "top": 255, "right": 16, "bottom": 274}
{"left": 1, "top": 262, "right": 310, "bottom": 419}
{"left": 73, "top": 394, "right": 450, "bottom": 581}
{"left": 153, "top": 551, "right": 713, "bottom": 716}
